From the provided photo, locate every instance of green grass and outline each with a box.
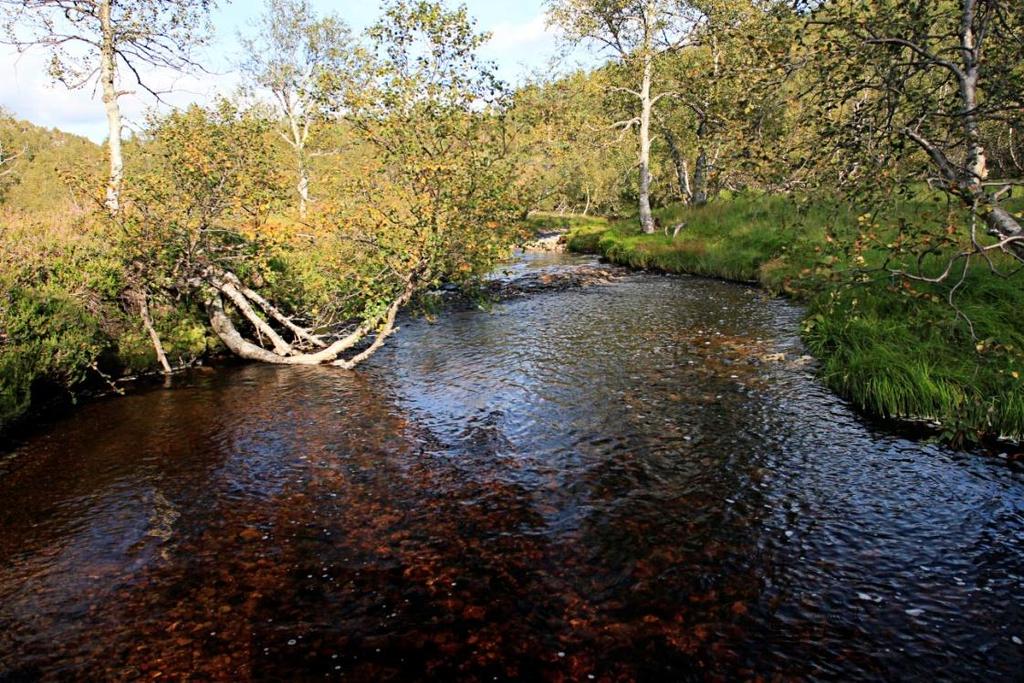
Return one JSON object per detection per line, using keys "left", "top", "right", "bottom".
{"left": 550, "top": 194, "right": 1024, "bottom": 445}
{"left": 524, "top": 211, "right": 609, "bottom": 235}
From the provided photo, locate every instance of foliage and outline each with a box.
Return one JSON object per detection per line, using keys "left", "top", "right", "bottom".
{"left": 0, "top": 114, "right": 103, "bottom": 211}
{"left": 339, "top": 0, "right": 527, "bottom": 290}
{"left": 800, "top": 0, "right": 1024, "bottom": 266}
{"left": 122, "top": 101, "right": 290, "bottom": 280}
{"left": 107, "top": 0, "right": 528, "bottom": 369}
{"left": 509, "top": 70, "right": 634, "bottom": 216}
{"left": 0, "top": 211, "right": 120, "bottom": 429}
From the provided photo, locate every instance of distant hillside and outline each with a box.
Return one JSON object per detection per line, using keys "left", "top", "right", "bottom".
{"left": 0, "top": 113, "right": 104, "bottom": 215}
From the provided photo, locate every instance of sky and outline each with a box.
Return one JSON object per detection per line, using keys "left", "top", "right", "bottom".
{"left": 0, "top": 0, "right": 578, "bottom": 142}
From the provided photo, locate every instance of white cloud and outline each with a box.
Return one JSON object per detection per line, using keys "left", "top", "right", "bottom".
{"left": 486, "top": 13, "right": 552, "bottom": 52}
{"left": 0, "top": 45, "right": 240, "bottom": 142}
{"left": 480, "top": 11, "right": 564, "bottom": 84}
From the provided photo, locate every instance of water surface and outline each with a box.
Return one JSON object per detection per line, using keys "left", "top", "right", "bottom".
{"left": 1, "top": 254, "right": 1022, "bottom": 680}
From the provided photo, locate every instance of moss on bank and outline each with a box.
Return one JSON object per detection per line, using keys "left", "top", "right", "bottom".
{"left": 555, "top": 195, "right": 1024, "bottom": 445}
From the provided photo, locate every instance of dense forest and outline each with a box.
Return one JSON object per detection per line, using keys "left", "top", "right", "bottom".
{"left": 2, "top": 0, "right": 1023, "bottom": 444}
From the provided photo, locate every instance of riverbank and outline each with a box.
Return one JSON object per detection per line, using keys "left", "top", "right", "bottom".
{"left": 548, "top": 195, "right": 1024, "bottom": 446}
{"left": 0, "top": 257, "right": 625, "bottom": 450}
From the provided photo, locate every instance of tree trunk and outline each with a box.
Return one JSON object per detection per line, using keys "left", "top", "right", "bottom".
{"left": 138, "top": 293, "right": 172, "bottom": 375}
{"left": 983, "top": 204, "right": 1024, "bottom": 259}
{"left": 208, "top": 295, "right": 365, "bottom": 365}
{"left": 214, "top": 278, "right": 294, "bottom": 356}
{"left": 206, "top": 276, "right": 418, "bottom": 367}
{"left": 681, "top": 159, "right": 691, "bottom": 203}
{"left": 662, "top": 126, "right": 690, "bottom": 203}
{"left": 954, "top": 0, "right": 1022, "bottom": 257}
{"left": 959, "top": 0, "right": 987, "bottom": 188}
{"left": 99, "top": 0, "right": 123, "bottom": 215}
{"left": 954, "top": 0, "right": 1023, "bottom": 259}
{"left": 218, "top": 270, "right": 325, "bottom": 348}
{"left": 638, "top": 49, "right": 655, "bottom": 234}
{"left": 297, "top": 165, "right": 310, "bottom": 219}
{"left": 692, "top": 147, "right": 708, "bottom": 206}
{"left": 284, "top": 105, "right": 311, "bottom": 219}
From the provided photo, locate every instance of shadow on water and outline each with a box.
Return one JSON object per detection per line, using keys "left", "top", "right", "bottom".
{"left": 1, "top": 254, "right": 1023, "bottom": 680}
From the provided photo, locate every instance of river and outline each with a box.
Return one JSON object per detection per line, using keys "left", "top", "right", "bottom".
{"left": 1, "top": 253, "right": 1022, "bottom": 680}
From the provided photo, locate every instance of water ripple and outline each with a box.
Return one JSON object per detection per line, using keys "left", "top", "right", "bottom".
{"left": 1, "top": 254, "right": 1022, "bottom": 680}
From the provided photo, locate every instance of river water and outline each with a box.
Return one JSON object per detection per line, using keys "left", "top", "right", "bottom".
{"left": 1, "top": 253, "right": 1022, "bottom": 680}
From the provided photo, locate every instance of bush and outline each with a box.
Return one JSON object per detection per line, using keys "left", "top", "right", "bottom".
{"left": 0, "top": 211, "right": 120, "bottom": 430}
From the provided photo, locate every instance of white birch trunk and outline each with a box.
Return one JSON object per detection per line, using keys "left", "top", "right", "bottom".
{"left": 297, "top": 166, "right": 310, "bottom": 218}
{"left": 138, "top": 294, "right": 172, "bottom": 375}
{"left": 692, "top": 147, "right": 708, "bottom": 206}
{"left": 638, "top": 47, "right": 655, "bottom": 234}
{"left": 99, "top": 0, "right": 123, "bottom": 214}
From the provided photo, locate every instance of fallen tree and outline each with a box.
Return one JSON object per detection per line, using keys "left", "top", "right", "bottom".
{"left": 203, "top": 266, "right": 419, "bottom": 369}
{"left": 116, "top": 1, "right": 525, "bottom": 373}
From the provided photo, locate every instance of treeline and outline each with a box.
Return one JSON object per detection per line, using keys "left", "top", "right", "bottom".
{"left": 533, "top": 0, "right": 1023, "bottom": 234}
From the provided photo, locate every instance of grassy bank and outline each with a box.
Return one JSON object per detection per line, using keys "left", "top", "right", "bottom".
{"left": 553, "top": 195, "right": 1024, "bottom": 445}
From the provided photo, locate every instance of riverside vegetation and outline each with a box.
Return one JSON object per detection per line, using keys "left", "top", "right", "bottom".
{"left": 558, "top": 190, "right": 1024, "bottom": 444}
{"left": 1, "top": 0, "right": 1024, "bottom": 446}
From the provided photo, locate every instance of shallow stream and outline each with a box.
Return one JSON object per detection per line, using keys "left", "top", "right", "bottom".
{"left": 1, "top": 253, "right": 1022, "bottom": 680}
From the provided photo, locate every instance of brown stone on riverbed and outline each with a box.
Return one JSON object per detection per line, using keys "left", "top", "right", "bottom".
{"left": 238, "top": 527, "right": 262, "bottom": 542}
{"left": 494, "top": 265, "right": 627, "bottom": 297}
{"left": 433, "top": 263, "right": 628, "bottom": 311}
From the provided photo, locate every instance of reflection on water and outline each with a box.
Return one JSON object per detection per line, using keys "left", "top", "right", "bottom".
{"left": 1, "top": 254, "right": 1022, "bottom": 680}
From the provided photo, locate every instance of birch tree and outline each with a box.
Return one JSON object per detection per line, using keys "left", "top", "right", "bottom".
{"left": 510, "top": 69, "right": 633, "bottom": 216}
{"left": 808, "top": 0, "right": 1024, "bottom": 267}
{"left": 124, "top": 1, "right": 523, "bottom": 370}
{"left": 0, "top": 0, "right": 217, "bottom": 214}
{"left": 656, "top": 0, "right": 798, "bottom": 203}
{"left": 238, "top": 0, "right": 355, "bottom": 218}
{"left": 546, "top": 0, "right": 705, "bottom": 232}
